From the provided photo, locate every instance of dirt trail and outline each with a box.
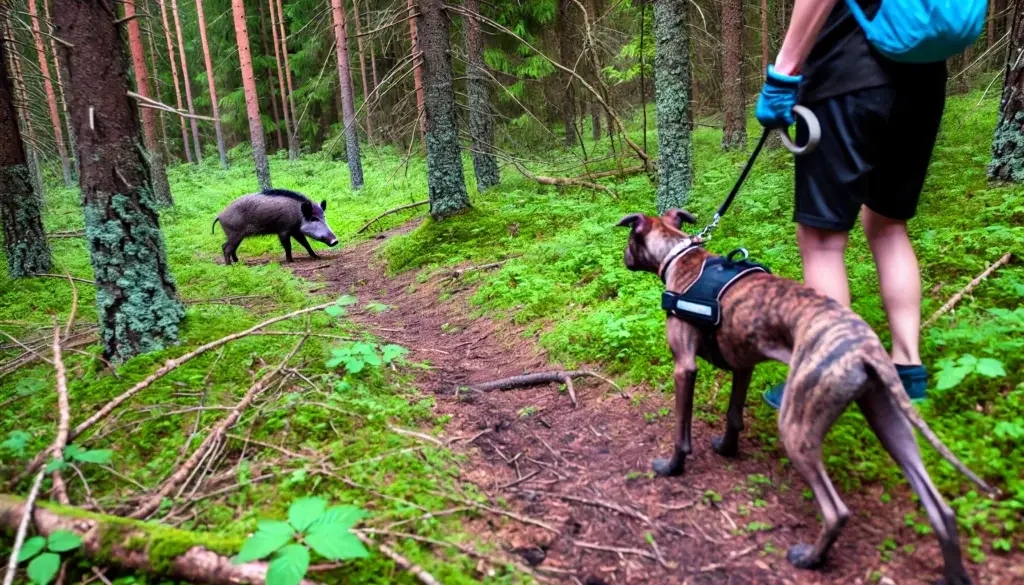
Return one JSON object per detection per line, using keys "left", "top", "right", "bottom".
{"left": 285, "top": 226, "right": 1021, "bottom": 585}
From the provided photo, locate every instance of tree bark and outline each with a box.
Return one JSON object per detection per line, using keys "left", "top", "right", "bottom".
{"left": 331, "top": 0, "right": 364, "bottom": 189}
{"left": 0, "top": 34, "right": 51, "bottom": 278}
{"left": 591, "top": 101, "right": 601, "bottom": 141}
{"left": 43, "top": 0, "right": 78, "bottom": 182}
{"left": 144, "top": 2, "right": 172, "bottom": 163}
{"left": 721, "top": 0, "right": 746, "bottom": 150}
{"left": 352, "top": 0, "right": 373, "bottom": 142}
{"left": 27, "top": 0, "right": 73, "bottom": 187}
{"left": 417, "top": 0, "right": 470, "bottom": 218}
{"left": 653, "top": 0, "right": 693, "bottom": 212}
{"left": 195, "top": 0, "right": 228, "bottom": 168}
{"left": 2, "top": 14, "right": 45, "bottom": 197}
{"left": 408, "top": 0, "right": 426, "bottom": 141}
{"left": 159, "top": 0, "right": 193, "bottom": 162}
{"left": 171, "top": 0, "right": 203, "bottom": 161}
{"left": 265, "top": 0, "right": 289, "bottom": 154}
{"left": 53, "top": 0, "right": 184, "bottom": 362}
{"left": 990, "top": 0, "right": 1024, "bottom": 182}
{"left": 368, "top": 0, "right": 379, "bottom": 93}
{"left": 761, "top": 0, "right": 769, "bottom": 70}
{"left": 557, "top": 0, "right": 578, "bottom": 147}
{"left": 126, "top": 0, "right": 174, "bottom": 207}
{"left": 275, "top": 0, "right": 300, "bottom": 158}
{"left": 232, "top": 0, "right": 272, "bottom": 190}
{"left": 464, "top": 0, "right": 499, "bottom": 192}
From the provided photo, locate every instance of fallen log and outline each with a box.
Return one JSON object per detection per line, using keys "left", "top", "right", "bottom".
{"left": 922, "top": 252, "right": 1013, "bottom": 329}
{"left": 356, "top": 200, "right": 429, "bottom": 234}
{"left": 464, "top": 370, "right": 629, "bottom": 401}
{"left": 0, "top": 495, "right": 316, "bottom": 585}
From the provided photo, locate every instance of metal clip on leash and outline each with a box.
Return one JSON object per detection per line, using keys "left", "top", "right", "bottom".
{"left": 696, "top": 105, "right": 821, "bottom": 242}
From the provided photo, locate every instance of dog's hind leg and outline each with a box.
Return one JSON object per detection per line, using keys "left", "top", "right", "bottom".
{"left": 712, "top": 368, "right": 752, "bottom": 458}
{"left": 858, "top": 387, "right": 971, "bottom": 585}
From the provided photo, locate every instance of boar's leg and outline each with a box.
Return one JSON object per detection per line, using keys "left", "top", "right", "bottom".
{"left": 294, "top": 233, "right": 319, "bottom": 259}
{"left": 223, "top": 236, "right": 242, "bottom": 265}
{"left": 278, "top": 232, "right": 294, "bottom": 262}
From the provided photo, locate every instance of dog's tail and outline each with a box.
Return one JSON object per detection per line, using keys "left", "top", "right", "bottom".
{"left": 865, "top": 357, "right": 999, "bottom": 496}
{"left": 211, "top": 217, "right": 221, "bottom": 235}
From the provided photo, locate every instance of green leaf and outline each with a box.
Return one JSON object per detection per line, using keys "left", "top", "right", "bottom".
{"left": 44, "top": 458, "right": 66, "bottom": 474}
{"left": 313, "top": 506, "right": 367, "bottom": 530}
{"left": 234, "top": 527, "right": 293, "bottom": 563}
{"left": 324, "top": 306, "right": 345, "bottom": 317}
{"left": 305, "top": 525, "right": 369, "bottom": 561}
{"left": 63, "top": 444, "right": 84, "bottom": 460}
{"left": 346, "top": 360, "right": 365, "bottom": 374}
{"left": 1, "top": 431, "right": 32, "bottom": 456}
{"left": 956, "top": 354, "right": 979, "bottom": 367}
{"left": 16, "top": 378, "right": 45, "bottom": 396}
{"left": 27, "top": 552, "right": 60, "bottom": 585}
{"left": 976, "top": 358, "right": 1006, "bottom": 378}
{"left": 288, "top": 497, "right": 327, "bottom": 533}
{"left": 266, "top": 544, "right": 309, "bottom": 585}
{"left": 336, "top": 295, "right": 358, "bottom": 306}
{"left": 257, "top": 520, "right": 295, "bottom": 538}
{"left": 46, "top": 531, "right": 82, "bottom": 553}
{"left": 935, "top": 365, "right": 973, "bottom": 391}
{"left": 18, "top": 536, "right": 46, "bottom": 563}
{"left": 381, "top": 344, "right": 409, "bottom": 364}
{"left": 71, "top": 449, "right": 112, "bottom": 465}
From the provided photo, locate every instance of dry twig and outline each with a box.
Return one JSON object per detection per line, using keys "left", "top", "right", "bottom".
{"left": 1, "top": 470, "right": 45, "bottom": 585}
{"left": 354, "top": 534, "right": 441, "bottom": 585}
{"left": 356, "top": 200, "right": 429, "bottom": 233}
{"left": 922, "top": 252, "right": 1013, "bottom": 328}
{"left": 50, "top": 327, "right": 71, "bottom": 505}
{"left": 694, "top": 544, "right": 757, "bottom": 573}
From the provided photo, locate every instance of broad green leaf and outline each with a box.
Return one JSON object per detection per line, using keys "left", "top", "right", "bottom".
{"left": 63, "top": 444, "right": 83, "bottom": 459}
{"left": 976, "top": 358, "right": 1006, "bottom": 378}
{"left": 313, "top": 506, "right": 367, "bottom": 530}
{"left": 935, "top": 365, "right": 972, "bottom": 391}
{"left": 381, "top": 344, "right": 409, "bottom": 364}
{"left": 46, "top": 530, "right": 82, "bottom": 553}
{"left": 362, "top": 351, "right": 382, "bottom": 367}
{"left": 956, "top": 354, "right": 978, "bottom": 368}
{"left": 346, "top": 360, "right": 365, "bottom": 374}
{"left": 71, "top": 449, "right": 112, "bottom": 465}
{"left": 16, "top": 378, "right": 45, "bottom": 396}
{"left": 27, "top": 552, "right": 60, "bottom": 585}
{"left": 18, "top": 536, "right": 46, "bottom": 563}
{"left": 288, "top": 497, "right": 327, "bottom": 533}
{"left": 336, "top": 295, "right": 358, "bottom": 306}
{"left": 257, "top": 520, "right": 295, "bottom": 538}
{"left": 266, "top": 544, "right": 309, "bottom": 585}
{"left": 234, "top": 528, "right": 293, "bottom": 563}
{"left": 1, "top": 431, "right": 32, "bottom": 456}
{"left": 44, "top": 458, "right": 66, "bottom": 474}
{"left": 305, "top": 525, "right": 369, "bottom": 561}
{"left": 324, "top": 305, "right": 345, "bottom": 317}
{"left": 325, "top": 356, "right": 344, "bottom": 368}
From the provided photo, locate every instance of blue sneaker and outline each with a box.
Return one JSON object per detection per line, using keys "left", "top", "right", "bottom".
{"left": 762, "top": 382, "right": 785, "bottom": 410}
{"left": 896, "top": 364, "right": 927, "bottom": 402}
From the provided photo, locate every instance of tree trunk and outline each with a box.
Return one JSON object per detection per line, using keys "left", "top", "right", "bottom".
{"left": 159, "top": 0, "right": 193, "bottom": 162}
{"left": 408, "top": 0, "right": 426, "bottom": 141}
{"left": 330, "top": 0, "right": 364, "bottom": 189}
{"left": 990, "top": 0, "right": 1024, "bottom": 182}
{"left": 195, "top": 0, "right": 228, "bottom": 168}
{"left": 262, "top": 0, "right": 287, "bottom": 153}
{"left": 591, "top": 102, "right": 601, "bottom": 141}
{"left": 53, "top": 0, "right": 184, "bottom": 362}
{"left": 126, "top": 0, "right": 173, "bottom": 207}
{"left": 721, "top": 0, "right": 746, "bottom": 150}
{"left": 653, "top": 0, "right": 693, "bottom": 212}
{"left": 144, "top": 3, "right": 173, "bottom": 163}
{"left": 27, "top": 0, "right": 73, "bottom": 187}
{"left": 3, "top": 14, "right": 45, "bottom": 197}
{"left": 761, "top": 0, "right": 770, "bottom": 70}
{"left": 276, "top": 0, "right": 300, "bottom": 158}
{"left": 557, "top": 0, "right": 577, "bottom": 147}
{"left": 989, "top": 0, "right": 997, "bottom": 50}
{"left": 417, "top": 0, "right": 469, "bottom": 218}
{"left": 464, "top": 0, "right": 499, "bottom": 192}
{"left": 172, "top": 0, "right": 203, "bottom": 161}
{"left": 368, "top": 0, "right": 379, "bottom": 91}
{"left": 232, "top": 0, "right": 272, "bottom": 190}
{"left": 352, "top": 0, "right": 373, "bottom": 142}
{"left": 0, "top": 35, "right": 51, "bottom": 278}
{"left": 43, "top": 0, "right": 78, "bottom": 182}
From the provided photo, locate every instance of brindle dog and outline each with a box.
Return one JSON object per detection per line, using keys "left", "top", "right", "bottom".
{"left": 618, "top": 209, "right": 995, "bottom": 585}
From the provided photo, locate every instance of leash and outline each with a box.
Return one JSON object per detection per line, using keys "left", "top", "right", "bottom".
{"left": 696, "top": 105, "right": 821, "bottom": 242}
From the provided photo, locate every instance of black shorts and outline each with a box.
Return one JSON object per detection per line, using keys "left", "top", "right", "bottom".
{"left": 793, "top": 78, "right": 946, "bottom": 232}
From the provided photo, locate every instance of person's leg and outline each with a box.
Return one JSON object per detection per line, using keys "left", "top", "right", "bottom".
{"left": 861, "top": 207, "right": 921, "bottom": 366}
{"left": 797, "top": 224, "right": 851, "bottom": 307}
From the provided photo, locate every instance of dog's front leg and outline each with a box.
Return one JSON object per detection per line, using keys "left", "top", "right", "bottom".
{"left": 712, "top": 368, "right": 753, "bottom": 458}
{"left": 653, "top": 320, "right": 698, "bottom": 477}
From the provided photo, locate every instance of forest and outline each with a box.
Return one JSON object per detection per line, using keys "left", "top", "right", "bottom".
{"left": 0, "top": 0, "right": 1023, "bottom": 584}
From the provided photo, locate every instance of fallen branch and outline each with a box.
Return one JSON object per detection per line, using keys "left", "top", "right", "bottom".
{"left": 51, "top": 327, "right": 71, "bottom": 506}
{"left": 559, "top": 494, "right": 652, "bottom": 528}
{"left": 428, "top": 490, "right": 559, "bottom": 534}
{"left": 570, "top": 165, "right": 645, "bottom": 181}
{"left": 1, "top": 471, "right": 45, "bottom": 585}
{"left": 356, "top": 200, "right": 429, "bottom": 234}
{"left": 437, "top": 256, "right": 520, "bottom": 280}
{"left": 30, "top": 273, "right": 95, "bottom": 285}
{"left": 510, "top": 160, "right": 609, "bottom": 193}
{"left": 466, "top": 369, "right": 628, "bottom": 400}
{"left": 355, "top": 533, "right": 441, "bottom": 585}
{"left": 922, "top": 252, "right": 1013, "bottom": 328}
{"left": 572, "top": 540, "right": 657, "bottom": 561}
{"left": 63, "top": 272, "right": 78, "bottom": 339}
{"left": 46, "top": 230, "right": 84, "bottom": 239}
{"left": 128, "top": 91, "right": 216, "bottom": 122}
{"left": 694, "top": 544, "right": 757, "bottom": 573}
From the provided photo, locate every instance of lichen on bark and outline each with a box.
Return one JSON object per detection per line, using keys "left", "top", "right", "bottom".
{"left": 464, "top": 0, "right": 500, "bottom": 192}
{"left": 653, "top": 0, "right": 694, "bottom": 213}
{"left": 990, "top": 5, "right": 1024, "bottom": 183}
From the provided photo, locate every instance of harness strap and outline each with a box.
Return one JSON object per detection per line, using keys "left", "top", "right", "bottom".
{"left": 657, "top": 238, "right": 697, "bottom": 282}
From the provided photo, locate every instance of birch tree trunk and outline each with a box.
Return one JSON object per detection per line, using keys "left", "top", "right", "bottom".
{"left": 408, "top": 0, "right": 426, "bottom": 141}
{"left": 232, "top": 0, "right": 272, "bottom": 190}
{"left": 53, "top": 0, "right": 184, "bottom": 362}
{"left": 990, "top": 0, "right": 1024, "bottom": 182}
{"left": 27, "top": 0, "right": 73, "bottom": 187}
{"left": 330, "top": 0, "right": 364, "bottom": 189}
{"left": 159, "top": 0, "right": 193, "bottom": 162}
{"left": 352, "top": 0, "right": 373, "bottom": 142}
{"left": 172, "top": 0, "right": 203, "bottom": 161}
{"left": 418, "top": 0, "right": 469, "bottom": 218}
{"left": 721, "top": 0, "right": 747, "bottom": 150}
{"left": 275, "top": 0, "right": 300, "bottom": 158}
{"left": 0, "top": 33, "right": 51, "bottom": 278}
{"left": 195, "top": 0, "right": 228, "bottom": 168}
{"left": 126, "top": 0, "right": 174, "bottom": 207}
{"left": 264, "top": 0, "right": 289, "bottom": 153}
{"left": 464, "top": 0, "right": 499, "bottom": 192}
{"left": 653, "top": 0, "right": 693, "bottom": 212}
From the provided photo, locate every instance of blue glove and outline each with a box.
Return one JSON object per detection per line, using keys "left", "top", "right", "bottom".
{"left": 756, "top": 65, "right": 802, "bottom": 129}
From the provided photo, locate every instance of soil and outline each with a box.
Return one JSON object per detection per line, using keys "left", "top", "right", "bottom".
{"left": 283, "top": 225, "right": 1023, "bottom": 585}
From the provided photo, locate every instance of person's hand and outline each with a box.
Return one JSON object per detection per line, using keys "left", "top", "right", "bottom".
{"left": 756, "top": 65, "right": 802, "bottom": 129}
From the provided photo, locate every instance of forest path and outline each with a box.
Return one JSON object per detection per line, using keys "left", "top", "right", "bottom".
{"left": 285, "top": 224, "right": 1019, "bottom": 585}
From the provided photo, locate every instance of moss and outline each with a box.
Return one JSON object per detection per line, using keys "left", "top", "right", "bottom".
{"left": 653, "top": 0, "right": 694, "bottom": 213}
{"left": 0, "top": 163, "right": 52, "bottom": 277}
{"left": 988, "top": 110, "right": 1024, "bottom": 182}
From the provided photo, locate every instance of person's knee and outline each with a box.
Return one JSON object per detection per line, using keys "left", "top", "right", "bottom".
{"left": 862, "top": 206, "right": 908, "bottom": 242}
{"left": 797, "top": 224, "right": 849, "bottom": 255}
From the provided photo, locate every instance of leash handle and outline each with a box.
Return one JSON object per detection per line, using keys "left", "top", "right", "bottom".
{"left": 776, "top": 105, "right": 821, "bottom": 155}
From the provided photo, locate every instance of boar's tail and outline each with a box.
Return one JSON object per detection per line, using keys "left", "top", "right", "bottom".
{"left": 211, "top": 217, "right": 221, "bottom": 235}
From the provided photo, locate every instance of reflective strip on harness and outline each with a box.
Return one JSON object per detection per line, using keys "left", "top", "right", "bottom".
{"left": 662, "top": 252, "right": 770, "bottom": 330}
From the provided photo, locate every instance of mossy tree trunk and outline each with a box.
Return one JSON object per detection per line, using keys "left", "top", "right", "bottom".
{"left": 653, "top": 0, "right": 694, "bottom": 213}
{"left": 557, "top": 0, "right": 578, "bottom": 147}
{"left": 721, "top": 0, "right": 747, "bottom": 150}
{"left": 990, "top": 0, "right": 1024, "bottom": 182}
{"left": 53, "top": 0, "right": 184, "bottom": 362}
{"left": 464, "top": 0, "right": 500, "bottom": 192}
{"left": 232, "top": 0, "right": 272, "bottom": 191}
{"left": 417, "top": 0, "right": 470, "bottom": 218}
{"left": 330, "top": 0, "right": 365, "bottom": 190}
{"left": 0, "top": 34, "right": 51, "bottom": 278}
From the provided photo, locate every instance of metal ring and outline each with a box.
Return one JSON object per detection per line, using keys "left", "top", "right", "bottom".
{"left": 726, "top": 248, "right": 749, "bottom": 263}
{"left": 776, "top": 105, "right": 821, "bottom": 156}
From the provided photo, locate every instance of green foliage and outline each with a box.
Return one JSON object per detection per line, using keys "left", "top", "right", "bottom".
{"left": 2, "top": 430, "right": 32, "bottom": 457}
{"left": 46, "top": 444, "right": 114, "bottom": 473}
{"left": 934, "top": 354, "right": 1007, "bottom": 391}
{"left": 18, "top": 531, "right": 83, "bottom": 585}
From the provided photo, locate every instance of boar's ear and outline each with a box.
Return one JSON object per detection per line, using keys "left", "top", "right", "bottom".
{"left": 300, "top": 200, "right": 314, "bottom": 219}
{"left": 663, "top": 208, "right": 696, "bottom": 229}
{"left": 320, "top": 200, "right": 327, "bottom": 211}
{"left": 616, "top": 213, "right": 648, "bottom": 232}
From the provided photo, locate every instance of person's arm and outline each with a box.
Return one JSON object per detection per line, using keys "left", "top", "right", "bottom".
{"left": 773, "top": 0, "right": 842, "bottom": 76}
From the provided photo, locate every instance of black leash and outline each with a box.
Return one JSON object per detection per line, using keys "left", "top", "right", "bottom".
{"left": 697, "top": 128, "right": 772, "bottom": 241}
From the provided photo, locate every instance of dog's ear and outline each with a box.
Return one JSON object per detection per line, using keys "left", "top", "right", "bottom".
{"left": 663, "top": 208, "right": 696, "bottom": 229}
{"left": 616, "top": 213, "right": 648, "bottom": 232}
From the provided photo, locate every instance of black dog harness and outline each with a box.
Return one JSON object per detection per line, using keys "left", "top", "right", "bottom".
{"left": 659, "top": 244, "right": 770, "bottom": 370}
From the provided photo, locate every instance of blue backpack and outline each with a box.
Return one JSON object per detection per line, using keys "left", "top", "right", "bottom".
{"left": 846, "top": 0, "right": 988, "bottom": 63}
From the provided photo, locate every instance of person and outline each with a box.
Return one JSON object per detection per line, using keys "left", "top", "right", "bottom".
{"left": 755, "top": 0, "right": 947, "bottom": 408}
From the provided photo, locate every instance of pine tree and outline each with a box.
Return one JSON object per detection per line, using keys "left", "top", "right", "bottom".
{"left": 352, "top": 0, "right": 373, "bottom": 142}
{"left": 27, "top": 0, "right": 73, "bottom": 187}
{"left": 232, "top": 0, "right": 272, "bottom": 190}
{"left": 464, "top": 0, "right": 499, "bottom": 192}
{"left": 418, "top": 0, "right": 469, "bottom": 218}
{"left": 196, "top": 0, "right": 229, "bottom": 168}
{"left": 331, "top": 0, "right": 364, "bottom": 189}
{"left": 408, "top": 0, "right": 426, "bottom": 141}
{"left": 653, "top": 0, "right": 693, "bottom": 212}
{"left": 263, "top": 0, "right": 288, "bottom": 153}
{"left": 275, "top": 0, "right": 300, "bottom": 158}
{"left": 557, "top": 0, "right": 578, "bottom": 147}
{"left": 990, "top": 0, "right": 1024, "bottom": 181}
{"left": 721, "top": 0, "right": 746, "bottom": 150}
{"left": 171, "top": 0, "right": 203, "bottom": 161}
{"left": 0, "top": 33, "right": 51, "bottom": 278}
{"left": 43, "top": 0, "right": 78, "bottom": 181}
{"left": 52, "top": 0, "right": 184, "bottom": 362}
{"left": 158, "top": 0, "right": 194, "bottom": 162}
{"left": 2, "top": 13, "right": 44, "bottom": 197}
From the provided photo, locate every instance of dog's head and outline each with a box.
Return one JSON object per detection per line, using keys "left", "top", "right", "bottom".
{"left": 616, "top": 209, "right": 697, "bottom": 273}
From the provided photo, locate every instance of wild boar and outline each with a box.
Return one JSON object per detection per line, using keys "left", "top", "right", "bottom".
{"left": 212, "top": 189, "right": 339, "bottom": 265}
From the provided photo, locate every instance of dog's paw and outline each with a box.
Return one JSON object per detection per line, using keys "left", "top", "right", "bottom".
{"left": 652, "top": 457, "right": 685, "bottom": 477}
{"left": 786, "top": 543, "right": 823, "bottom": 570}
{"left": 937, "top": 575, "right": 973, "bottom": 585}
{"left": 711, "top": 435, "right": 739, "bottom": 458}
